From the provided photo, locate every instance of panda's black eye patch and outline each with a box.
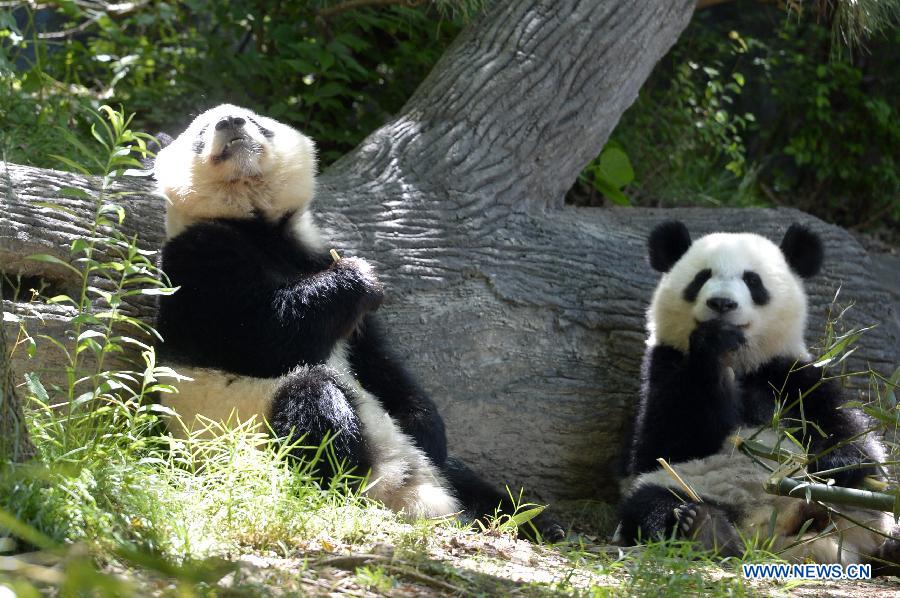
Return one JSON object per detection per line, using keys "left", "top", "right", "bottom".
{"left": 682, "top": 268, "right": 712, "bottom": 302}
{"left": 248, "top": 117, "right": 274, "bottom": 139}
{"left": 743, "top": 270, "right": 770, "bottom": 305}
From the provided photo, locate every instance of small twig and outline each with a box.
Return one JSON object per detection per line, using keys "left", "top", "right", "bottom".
{"left": 36, "top": 15, "right": 100, "bottom": 39}
{"left": 315, "top": 553, "right": 470, "bottom": 596}
{"left": 315, "top": 553, "right": 389, "bottom": 569}
{"left": 656, "top": 458, "right": 702, "bottom": 503}
{"left": 383, "top": 564, "right": 470, "bottom": 595}
{"left": 759, "top": 182, "right": 784, "bottom": 206}
{"left": 730, "top": 434, "right": 807, "bottom": 467}
{"left": 0, "top": 555, "right": 64, "bottom": 585}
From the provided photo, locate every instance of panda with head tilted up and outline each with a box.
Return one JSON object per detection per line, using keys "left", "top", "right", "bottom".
{"left": 617, "top": 220, "right": 898, "bottom": 567}
{"left": 153, "top": 104, "right": 562, "bottom": 537}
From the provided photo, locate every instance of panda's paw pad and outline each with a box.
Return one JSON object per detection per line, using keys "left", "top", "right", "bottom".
{"left": 673, "top": 504, "right": 697, "bottom": 533}
{"left": 674, "top": 503, "right": 742, "bottom": 558}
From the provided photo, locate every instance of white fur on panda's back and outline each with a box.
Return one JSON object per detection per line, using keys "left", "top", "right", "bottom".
{"left": 629, "top": 428, "right": 890, "bottom": 564}
{"left": 161, "top": 343, "right": 460, "bottom": 520}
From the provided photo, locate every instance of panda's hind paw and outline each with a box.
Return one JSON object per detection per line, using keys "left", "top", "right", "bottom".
{"left": 673, "top": 503, "right": 699, "bottom": 534}
{"left": 673, "top": 502, "right": 742, "bottom": 558}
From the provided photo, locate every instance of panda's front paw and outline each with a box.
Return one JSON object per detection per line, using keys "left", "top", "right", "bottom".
{"left": 336, "top": 257, "right": 384, "bottom": 312}
{"left": 807, "top": 444, "right": 877, "bottom": 488}
{"left": 673, "top": 502, "right": 742, "bottom": 558}
{"left": 689, "top": 320, "right": 746, "bottom": 359}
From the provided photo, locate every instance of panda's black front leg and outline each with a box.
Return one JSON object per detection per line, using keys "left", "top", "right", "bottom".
{"left": 687, "top": 319, "right": 747, "bottom": 374}
{"left": 627, "top": 321, "right": 744, "bottom": 474}
{"left": 767, "top": 364, "right": 882, "bottom": 488}
{"left": 274, "top": 256, "right": 385, "bottom": 363}
{"left": 348, "top": 316, "right": 448, "bottom": 466}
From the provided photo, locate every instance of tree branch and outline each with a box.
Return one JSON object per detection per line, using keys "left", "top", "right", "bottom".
{"left": 323, "top": 0, "right": 697, "bottom": 211}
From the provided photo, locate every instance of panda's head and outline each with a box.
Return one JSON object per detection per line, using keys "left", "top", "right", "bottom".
{"left": 646, "top": 221, "right": 824, "bottom": 372}
{"left": 155, "top": 104, "right": 317, "bottom": 237}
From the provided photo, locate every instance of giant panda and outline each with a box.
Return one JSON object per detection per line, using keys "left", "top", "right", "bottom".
{"left": 616, "top": 220, "right": 898, "bottom": 566}
{"left": 152, "top": 103, "right": 562, "bottom": 537}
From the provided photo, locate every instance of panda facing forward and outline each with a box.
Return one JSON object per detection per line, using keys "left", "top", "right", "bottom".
{"left": 617, "top": 221, "right": 898, "bottom": 566}
{"left": 153, "top": 104, "right": 557, "bottom": 531}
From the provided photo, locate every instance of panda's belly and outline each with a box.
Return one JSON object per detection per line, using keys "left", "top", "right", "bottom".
{"left": 631, "top": 429, "right": 804, "bottom": 537}
{"left": 629, "top": 428, "right": 893, "bottom": 562}
{"left": 162, "top": 367, "right": 280, "bottom": 438}
{"left": 161, "top": 341, "right": 358, "bottom": 438}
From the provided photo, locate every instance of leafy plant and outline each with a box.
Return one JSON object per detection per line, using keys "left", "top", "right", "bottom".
{"left": 572, "top": 4, "right": 898, "bottom": 237}
{"left": 569, "top": 24, "right": 759, "bottom": 208}
{"left": 760, "top": 20, "right": 899, "bottom": 229}
{"left": 578, "top": 142, "right": 635, "bottom": 206}
{"left": 0, "top": 1, "right": 476, "bottom": 165}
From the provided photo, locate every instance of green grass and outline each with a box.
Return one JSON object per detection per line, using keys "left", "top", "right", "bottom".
{"left": 3, "top": 363, "right": 897, "bottom": 597}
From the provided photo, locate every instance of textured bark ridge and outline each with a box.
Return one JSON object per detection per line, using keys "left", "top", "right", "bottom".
{"left": 1, "top": 283, "right": 35, "bottom": 463}
{"left": 2, "top": 1, "right": 897, "bottom": 499}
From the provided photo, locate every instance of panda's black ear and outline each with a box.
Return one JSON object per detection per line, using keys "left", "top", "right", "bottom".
{"left": 648, "top": 221, "right": 692, "bottom": 273}
{"left": 780, "top": 223, "right": 824, "bottom": 278}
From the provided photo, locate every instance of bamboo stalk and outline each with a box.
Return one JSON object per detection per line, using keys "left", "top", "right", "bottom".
{"left": 656, "top": 457, "right": 702, "bottom": 502}
{"left": 764, "top": 476, "right": 897, "bottom": 512}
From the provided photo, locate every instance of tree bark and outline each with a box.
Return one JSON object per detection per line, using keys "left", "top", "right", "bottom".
{"left": 1, "top": 0, "right": 897, "bottom": 501}
{"left": 1, "top": 285, "right": 35, "bottom": 463}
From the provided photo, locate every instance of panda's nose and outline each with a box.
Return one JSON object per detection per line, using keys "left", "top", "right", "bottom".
{"left": 215, "top": 116, "right": 246, "bottom": 131}
{"left": 707, "top": 297, "right": 738, "bottom": 313}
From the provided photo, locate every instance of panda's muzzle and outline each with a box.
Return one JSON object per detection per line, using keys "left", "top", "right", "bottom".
{"left": 706, "top": 297, "right": 738, "bottom": 314}
{"left": 211, "top": 116, "right": 256, "bottom": 163}
{"left": 215, "top": 115, "right": 245, "bottom": 131}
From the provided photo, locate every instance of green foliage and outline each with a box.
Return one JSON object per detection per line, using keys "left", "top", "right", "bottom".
{"left": 474, "top": 486, "right": 547, "bottom": 539}
{"left": 760, "top": 21, "right": 899, "bottom": 228}
{"left": 0, "top": 1, "right": 469, "bottom": 165}
{"left": 570, "top": 23, "right": 760, "bottom": 209}
{"left": 578, "top": 142, "right": 635, "bottom": 206}
{"left": 573, "top": 6, "right": 898, "bottom": 234}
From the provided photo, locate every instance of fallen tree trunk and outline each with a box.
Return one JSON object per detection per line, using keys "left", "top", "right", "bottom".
{"left": 2, "top": 0, "right": 898, "bottom": 501}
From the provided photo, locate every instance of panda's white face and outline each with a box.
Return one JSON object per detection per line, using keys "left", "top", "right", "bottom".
{"left": 648, "top": 232, "right": 810, "bottom": 373}
{"left": 155, "top": 104, "right": 317, "bottom": 237}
